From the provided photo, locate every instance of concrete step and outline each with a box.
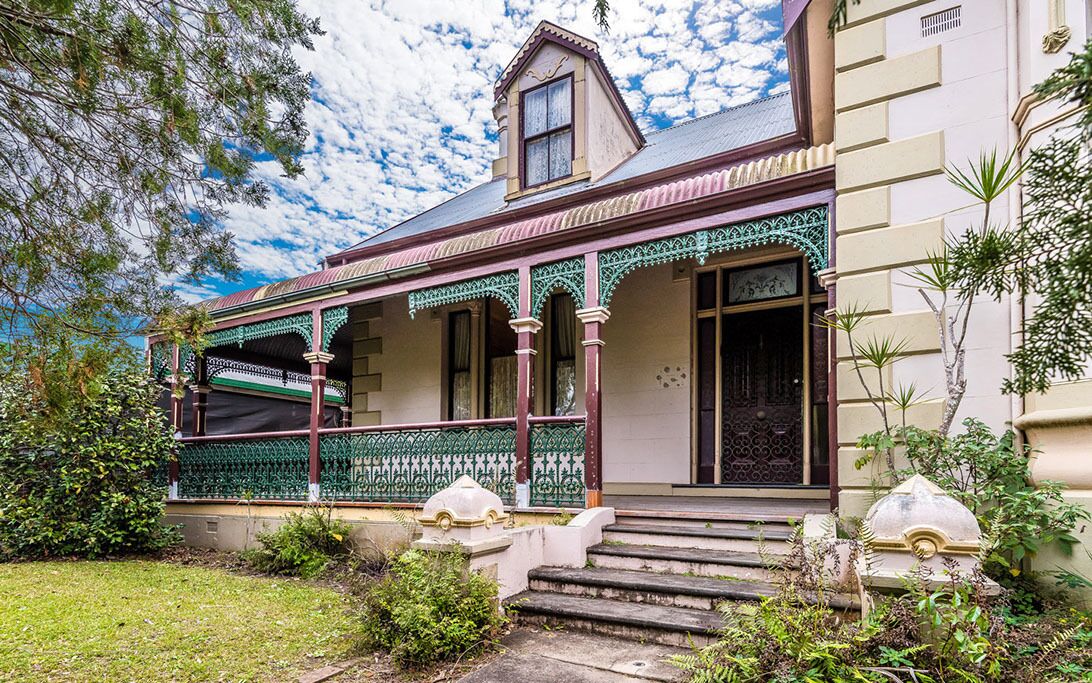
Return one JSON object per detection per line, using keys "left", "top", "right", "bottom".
{"left": 506, "top": 591, "right": 723, "bottom": 648}
{"left": 587, "top": 543, "right": 791, "bottom": 581}
{"left": 602, "top": 523, "right": 793, "bottom": 554}
{"left": 528, "top": 566, "right": 860, "bottom": 613}
{"left": 613, "top": 509, "right": 802, "bottom": 531}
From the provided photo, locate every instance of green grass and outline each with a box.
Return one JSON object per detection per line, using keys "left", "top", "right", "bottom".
{"left": 0, "top": 560, "right": 358, "bottom": 682}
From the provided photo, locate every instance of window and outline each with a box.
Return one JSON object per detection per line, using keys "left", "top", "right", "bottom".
{"left": 522, "top": 77, "right": 572, "bottom": 187}
{"left": 447, "top": 310, "right": 472, "bottom": 420}
{"left": 485, "top": 299, "right": 518, "bottom": 418}
{"left": 549, "top": 294, "right": 577, "bottom": 416}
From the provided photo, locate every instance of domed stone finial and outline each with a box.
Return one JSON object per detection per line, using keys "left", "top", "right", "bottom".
{"left": 861, "top": 474, "right": 996, "bottom": 594}
{"left": 418, "top": 475, "right": 509, "bottom": 534}
{"left": 866, "top": 474, "right": 981, "bottom": 559}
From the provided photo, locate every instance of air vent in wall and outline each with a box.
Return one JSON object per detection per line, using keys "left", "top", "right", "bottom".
{"left": 921, "top": 6, "right": 962, "bottom": 37}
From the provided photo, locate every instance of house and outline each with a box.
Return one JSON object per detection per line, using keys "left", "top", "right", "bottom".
{"left": 151, "top": 0, "right": 1092, "bottom": 588}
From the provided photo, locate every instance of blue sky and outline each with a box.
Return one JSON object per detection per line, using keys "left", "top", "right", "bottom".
{"left": 178, "top": 0, "right": 788, "bottom": 302}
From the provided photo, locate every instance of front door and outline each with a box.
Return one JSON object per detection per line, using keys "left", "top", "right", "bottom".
{"left": 721, "top": 306, "right": 803, "bottom": 484}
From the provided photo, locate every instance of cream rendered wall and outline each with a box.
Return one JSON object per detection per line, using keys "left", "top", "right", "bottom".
{"left": 364, "top": 296, "right": 442, "bottom": 424}
{"left": 585, "top": 66, "right": 640, "bottom": 179}
{"left": 601, "top": 263, "right": 692, "bottom": 485}
{"left": 834, "top": 0, "right": 1017, "bottom": 517}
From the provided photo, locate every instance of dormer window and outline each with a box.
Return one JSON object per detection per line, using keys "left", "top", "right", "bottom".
{"left": 522, "top": 76, "right": 572, "bottom": 187}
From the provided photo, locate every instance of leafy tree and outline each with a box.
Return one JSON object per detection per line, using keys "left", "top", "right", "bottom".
{"left": 0, "top": 346, "right": 178, "bottom": 559}
{"left": 0, "top": 0, "right": 321, "bottom": 346}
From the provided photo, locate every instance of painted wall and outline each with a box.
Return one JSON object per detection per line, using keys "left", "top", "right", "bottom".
{"left": 363, "top": 296, "right": 442, "bottom": 424}
{"left": 833, "top": 0, "right": 1019, "bottom": 517}
{"left": 834, "top": 0, "right": 1092, "bottom": 587}
{"left": 601, "top": 262, "right": 692, "bottom": 486}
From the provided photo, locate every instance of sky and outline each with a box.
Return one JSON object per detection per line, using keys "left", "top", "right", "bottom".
{"left": 180, "top": 0, "right": 788, "bottom": 302}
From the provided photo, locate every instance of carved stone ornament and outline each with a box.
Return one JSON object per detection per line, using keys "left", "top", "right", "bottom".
{"left": 418, "top": 475, "right": 509, "bottom": 530}
{"left": 866, "top": 474, "right": 981, "bottom": 558}
{"left": 1042, "top": 25, "right": 1072, "bottom": 53}
{"left": 526, "top": 54, "right": 569, "bottom": 82}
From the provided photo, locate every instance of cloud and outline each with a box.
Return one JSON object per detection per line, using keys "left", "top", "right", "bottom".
{"left": 211, "top": 0, "right": 787, "bottom": 292}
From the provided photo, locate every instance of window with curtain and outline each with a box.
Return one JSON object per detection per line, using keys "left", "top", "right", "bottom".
{"left": 550, "top": 293, "right": 576, "bottom": 416}
{"left": 485, "top": 299, "right": 518, "bottom": 418}
{"left": 522, "top": 76, "right": 572, "bottom": 187}
{"left": 448, "top": 310, "right": 471, "bottom": 420}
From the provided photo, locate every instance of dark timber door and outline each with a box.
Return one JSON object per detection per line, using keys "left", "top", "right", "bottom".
{"left": 721, "top": 306, "right": 804, "bottom": 484}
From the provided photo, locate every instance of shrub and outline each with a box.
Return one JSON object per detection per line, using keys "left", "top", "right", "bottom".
{"left": 894, "top": 419, "right": 1089, "bottom": 574}
{"left": 671, "top": 542, "right": 1092, "bottom": 683}
{"left": 361, "top": 549, "right": 506, "bottom": 668}
{"left": 0, "top": 365, "right": 178, "bottom": 560}
{"left": 241, "top": 507, "right": 352, "bottom": 578}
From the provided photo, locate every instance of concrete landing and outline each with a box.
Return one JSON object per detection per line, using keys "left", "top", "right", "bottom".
{"left": 458, "top": 629, "right": 687, "bottom": 683}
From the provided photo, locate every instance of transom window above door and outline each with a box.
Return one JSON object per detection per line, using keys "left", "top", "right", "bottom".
{"left": 522, "top": 77, "right": 573, "bottom": 187}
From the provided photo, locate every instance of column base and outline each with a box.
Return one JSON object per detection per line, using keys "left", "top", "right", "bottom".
{"left": 308, "top": 483, "right": 321, "bottom": 503}
{"left": 585, "top": 489, "right": 603, "bottom": 509}
{"left": 168, "top": 482, "right": 179, "bottom": 501}
{"left": 515, "top": 482, "right": 531, "bottom": 508}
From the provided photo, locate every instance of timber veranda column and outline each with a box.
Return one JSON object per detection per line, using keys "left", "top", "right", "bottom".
{"left": 167, "top": 343, "right": 185, "bottom": 500}
{"left": 577, "top": 252, "right": 609, "bottom": 509}
{"left": 510, "top": 265, "right": 542, "bottom": 509}
{"left": 304, "top": 308, "right": 333, "bottom": 503}
{"left": 189, "top": 354, "right": 210, "bottom": 438}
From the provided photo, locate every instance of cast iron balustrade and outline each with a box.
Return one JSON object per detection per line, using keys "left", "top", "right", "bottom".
{"left": 177, "top": 431, "right": 311, "bottom": 500}
{"left": 319, "top": 419, "right": 519, "bottom": 504}
{"left": 174, "top": 416, "right": 588, "bottom": 507}
{"left": 529, "top": 416, "right": 586, "bottom": 508}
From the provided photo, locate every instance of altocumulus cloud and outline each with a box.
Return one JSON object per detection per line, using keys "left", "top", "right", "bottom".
{"left": 191, "top": 0, "right": 787, "bottom": 301}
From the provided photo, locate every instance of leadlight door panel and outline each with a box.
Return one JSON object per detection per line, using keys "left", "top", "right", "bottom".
{"left": 721, "top": 306, "right": 804, "bottom": 484}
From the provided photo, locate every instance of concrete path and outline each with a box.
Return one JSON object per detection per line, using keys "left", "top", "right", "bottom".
{"left": 457, "top": 628, "right": 689, "bottom": 683}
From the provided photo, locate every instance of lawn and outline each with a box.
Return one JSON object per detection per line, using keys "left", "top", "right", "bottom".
{"left": 0, "top": 560, "right": 358, "bottom": 682}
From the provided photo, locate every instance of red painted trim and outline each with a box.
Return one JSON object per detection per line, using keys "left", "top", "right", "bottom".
{"left": 785, "top": 20, "right": 814, "bottom": 147}
{"left": 528, "top": 414, "right": 586, "bottom": 425}
{"left": 324, "top": 133, "right": 806, "bottom": 267}
{"left": 826, "top": 196, "right": 839, "bottom": 513}
{"left": 319, "top": 417, "right": 517, "bottom": 435}
{"left": 166, "top": 498, "right": 582, "bottom": 512}
{"left": 309, "top": 360, "right": 327, "bottom": 487}
{"left": 582, "top": 254, "right": 603, "bottom": 494}
{"left": 180, "top": 429, "right": 311, "bottom": 443}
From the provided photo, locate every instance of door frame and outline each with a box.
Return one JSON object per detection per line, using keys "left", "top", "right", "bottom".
{"left": 689, "top": 248, "right": 828, "bottom": 485}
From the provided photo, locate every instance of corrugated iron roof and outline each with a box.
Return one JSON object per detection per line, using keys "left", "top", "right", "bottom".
{"left": 349, "top": 91, "right": 795, "bottom": 249}
{"left": 203, "top": 138, "right": 833, "bottom": 314}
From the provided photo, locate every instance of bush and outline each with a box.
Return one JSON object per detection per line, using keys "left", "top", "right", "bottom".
{"left": 361, "top": 549, "right": 506, "bottom": 668}
{"left": 241, "top": 507, "right": 352, "bottom": 578}
{"left": 0, "top": 365, "right": 178, "bottom": 560}
{"left": 895, "top": 419, "right": 1089, "bottom": 574}
{"left": 671, "top": 544, "right": 1092, "bottom": 683}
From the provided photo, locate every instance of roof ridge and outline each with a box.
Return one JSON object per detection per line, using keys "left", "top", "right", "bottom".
{"left": 645, "top": 90, "right": 790, "bottom": 138}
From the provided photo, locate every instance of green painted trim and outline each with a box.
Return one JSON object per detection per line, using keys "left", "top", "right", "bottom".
{"left": 211, "top": 377, "right": 345, "bottom": 404}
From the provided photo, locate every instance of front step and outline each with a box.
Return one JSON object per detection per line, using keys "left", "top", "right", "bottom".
{"left": 507, "top": 591, "right": 722, "bottom": 647}
{"left": 588, "top": 543, "right": 791, "bottom": 581}
{"left": 603, "top": 523, "right": 794, "bottom": 554}
{"left": 614, "top": 509, "right": 802, "bottom": 531}
{"left": 528, "top": 566, "right": 861, "bottom": 613}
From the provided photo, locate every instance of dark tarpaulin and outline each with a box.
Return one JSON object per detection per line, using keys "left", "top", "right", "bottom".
{"left": 157, "top": 387, "right": 340, "bottom": 436}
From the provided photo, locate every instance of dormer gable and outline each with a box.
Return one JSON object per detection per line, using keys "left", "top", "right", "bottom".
{"left": 491, "top": 21, "right": 645, "bottom": 201}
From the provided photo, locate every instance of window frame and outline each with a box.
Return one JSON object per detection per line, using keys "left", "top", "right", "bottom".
{"left": 519, "top": 74, "right": 575, "bottom": 190}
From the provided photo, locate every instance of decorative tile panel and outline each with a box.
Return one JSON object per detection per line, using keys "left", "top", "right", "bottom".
{"left": 407, "top": 271, "right": 520, "bottom": 319}
{"left": 598, "top": 206, "right": 828, "bottom": 307}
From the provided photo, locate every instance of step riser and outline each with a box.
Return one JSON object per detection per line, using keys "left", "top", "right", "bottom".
{"left": 588, "top": 552, "right": 783, "bottom": 582}
{"left": 602, "top": 530, "right": 790, "bottom": 554}
{"left": 614, "top": 516, "right": 795, "bottom": 532}
{"left": 510, "top": 611, "right": 717, "bottom": 648}
{"left": 528, "top": 578, "right": 723, "bottom": 610}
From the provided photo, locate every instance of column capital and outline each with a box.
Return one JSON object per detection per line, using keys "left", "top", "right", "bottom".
{"left": 575, "top": 306, "right": 610, "bottom": 324}
{"left": 187, "top": 384, "right": 212, "bottom": 394}
{"left": 509, "top": 317, "right": 543, "bottom": 334}
{"left": 302, "top": 351, "right": 335, "bottom": 365}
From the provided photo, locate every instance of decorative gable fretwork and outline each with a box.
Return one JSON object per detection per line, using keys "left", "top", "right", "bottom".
{"left": 320, "top": 306, "right": 349, "bottom": 353}
{"left": 530, "top": 258, "right": 586, "bottom": 318}
{"left": 407, "top": 271, "right": 520, "bottom": 319}
{"left": 208, "top": 313, "right": 313, "bottom": 350}
{"left": 598, "top": 206, "right": 829, "bottom": 307}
